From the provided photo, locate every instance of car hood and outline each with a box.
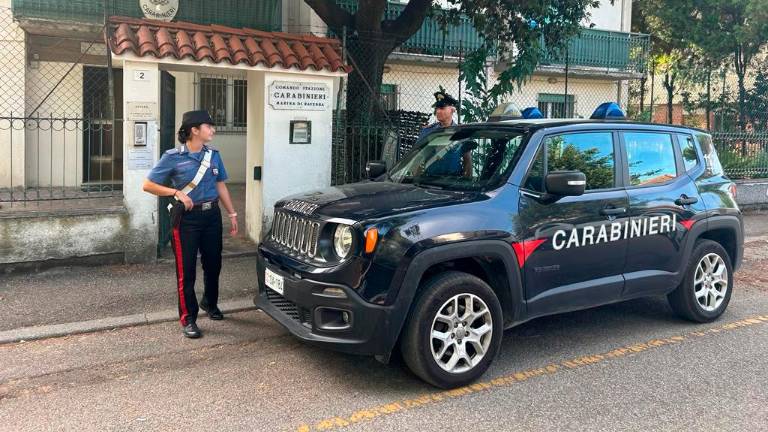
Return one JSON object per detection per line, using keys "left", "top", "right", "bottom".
{"left": 276, "top": 181, "right": 486, "bottom": 221}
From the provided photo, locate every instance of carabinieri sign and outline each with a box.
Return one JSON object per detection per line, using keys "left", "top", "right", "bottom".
{"left": 269, "top": 81, "right": 330, "bottom": 111}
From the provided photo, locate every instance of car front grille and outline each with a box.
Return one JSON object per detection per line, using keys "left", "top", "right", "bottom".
{"left": 270, "top": 210, "right": 321, "bottom": 259}
{"left": 265, "top": 288, "right": 311, "bottom": 327}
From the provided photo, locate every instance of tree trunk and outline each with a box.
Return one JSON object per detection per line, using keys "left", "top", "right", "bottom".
{"left": 664, "top": 72, "right": 675, "bottom": 124}
{"left": 345, "top": 37, "right": 396, "bottom": 124}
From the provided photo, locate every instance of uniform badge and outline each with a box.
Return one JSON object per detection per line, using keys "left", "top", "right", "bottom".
{"left": 212, "top": 168, "right": 219, "bottom": 176}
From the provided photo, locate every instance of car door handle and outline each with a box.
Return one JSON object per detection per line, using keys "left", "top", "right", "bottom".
{"left": 675, "top": 195, "right": 699, "bottom": 206}
{"left": 600, "top": 207, "right": 627, "bottom": 216}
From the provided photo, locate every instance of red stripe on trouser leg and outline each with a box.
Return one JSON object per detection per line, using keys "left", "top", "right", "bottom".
{"left": 172, "top": 227, "right": 189, "bottom": 326}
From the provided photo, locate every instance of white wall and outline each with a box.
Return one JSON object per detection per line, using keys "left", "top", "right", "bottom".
{"left": 171, "top": 70, "right": 248, "bottom": 183}
{"left": 24, "top": 62, "right": 84, "bottom": 188}
{"left": 0, "top": 1, "right": 25, "bottom": 189}
{"left": 246, "top": 71, "right": 337, "bottom": 241}
{"left": 122, "top": 60, "right": 160, "bottom": 263}
{"left": 585, "top": 0, "right": 632, "bottom": 32}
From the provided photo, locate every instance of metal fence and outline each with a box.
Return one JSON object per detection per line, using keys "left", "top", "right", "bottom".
{"left": 627, "top": 64, "right": 768, "bottom": 179}
{"left": 330, "top": 24, "right": 650, "bottom": 185}
{"left": 0, "top": 5, "right": 124, "bottom": 212}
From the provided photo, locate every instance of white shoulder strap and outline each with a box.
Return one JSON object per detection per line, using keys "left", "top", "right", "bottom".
{"left": 167, "top": 149, "right": 213, "bottom": 212}
{"left": 180, "top": 149, "right": 212, "bottom": 194}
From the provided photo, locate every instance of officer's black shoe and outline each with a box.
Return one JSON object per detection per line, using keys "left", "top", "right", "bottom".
{"left": 183, "top": 322, "right": 202, "bottom": 338}
{"left": 200, "top": 301, "right": 224, "bottom": 320}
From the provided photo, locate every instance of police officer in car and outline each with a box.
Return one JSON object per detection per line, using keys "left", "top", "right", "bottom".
{"left": 142, "top": 110, "right": 238, "bottom": 339}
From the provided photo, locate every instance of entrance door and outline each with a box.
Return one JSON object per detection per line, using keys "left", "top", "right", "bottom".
{"left": 157, "top": 71, "right": 176, "bottom": 256}
{"left": 82, "top": 67, "right": 123, "bottom": 187}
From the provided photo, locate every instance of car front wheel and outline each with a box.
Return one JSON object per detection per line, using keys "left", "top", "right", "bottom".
{"left": 400, "top": 271, "right": 503, "bottom": 388}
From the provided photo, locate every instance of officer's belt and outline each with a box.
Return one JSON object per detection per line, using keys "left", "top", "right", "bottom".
{"left": 167, "top": 149, "right": 213, "bottom": 212}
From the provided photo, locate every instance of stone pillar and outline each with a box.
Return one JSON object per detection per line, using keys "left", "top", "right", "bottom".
{"left": 244, "top": 71, "right": 336, "bottom": 244}
{"left": 122, "top": 61, "right": 160, "bottom": 263}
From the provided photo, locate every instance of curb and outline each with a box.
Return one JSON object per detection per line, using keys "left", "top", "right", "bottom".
{"left": 0, "top": 298, "right": 259, "bottom": 345}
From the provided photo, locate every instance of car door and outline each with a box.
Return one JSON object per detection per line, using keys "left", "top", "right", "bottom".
{"left": 517, "top": 130, "right": 630, "bottom": 318}
{"left": 619, "top": 130, "right": 707, "bottom": 298}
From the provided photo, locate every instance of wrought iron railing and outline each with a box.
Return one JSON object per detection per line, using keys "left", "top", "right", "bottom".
{"left": 11, "top": 0, "right": 282, "bottom": 31}
{"left": 541, "top": 28, "right": 650, "bottom": 74}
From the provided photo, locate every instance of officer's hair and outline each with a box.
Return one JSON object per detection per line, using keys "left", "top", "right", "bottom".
{"left": 177, "top": 124, "right": 200, "bottom": 144}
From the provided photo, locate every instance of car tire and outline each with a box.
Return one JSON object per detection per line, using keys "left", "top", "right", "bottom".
{"left": 400, "top": 271, "right": 503, "bottom": 388}
{"left": 668, "top": 239, "right": 733, "bottom": 323}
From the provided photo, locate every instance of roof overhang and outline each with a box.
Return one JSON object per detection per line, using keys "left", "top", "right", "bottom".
{"left": 106, "top": 16, "right": 350, "bottom": 77}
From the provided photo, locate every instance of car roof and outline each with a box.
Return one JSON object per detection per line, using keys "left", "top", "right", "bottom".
{"left": 456, "top": 118, "right": 709, "bottom": 134}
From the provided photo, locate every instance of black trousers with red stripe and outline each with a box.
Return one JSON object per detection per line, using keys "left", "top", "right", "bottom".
{"left": 171, "top": 208, "right": 223, "bottom": 326}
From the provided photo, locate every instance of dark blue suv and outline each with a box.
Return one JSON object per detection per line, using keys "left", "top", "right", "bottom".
{"left": 255, "top": 110, "right": 743, "bottom": 388}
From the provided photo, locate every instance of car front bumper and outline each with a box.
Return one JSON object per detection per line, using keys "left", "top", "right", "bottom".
{"left": 254, "top": 250, "right": 398, "bottom": 357}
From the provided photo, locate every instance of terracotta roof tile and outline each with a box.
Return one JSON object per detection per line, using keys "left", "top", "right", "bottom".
{"left": 106, "top": 16, "right": 350, "bottom": 73}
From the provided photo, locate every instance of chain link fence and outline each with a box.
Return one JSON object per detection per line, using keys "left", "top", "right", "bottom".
{"left": 331, "top": 25, "right": 650, "bottom": 185}
{"left": 0, "top": 5, "right": 123, "bottom": 212}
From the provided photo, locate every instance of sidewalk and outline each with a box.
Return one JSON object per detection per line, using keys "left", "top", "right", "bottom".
{"left": 0, "top": 255, "right": 260, "bottom": 342}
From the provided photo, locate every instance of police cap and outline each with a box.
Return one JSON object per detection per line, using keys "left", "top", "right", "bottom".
{"left": 432, "top": 89, "right": 458, "bottom": 109}
{"left": 180, "top": 110, "right": 215, "bottom": 130}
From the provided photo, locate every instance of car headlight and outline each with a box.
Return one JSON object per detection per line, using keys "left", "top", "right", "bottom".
{"left": 333, "top": 224, "right": 353, "bottom": 258}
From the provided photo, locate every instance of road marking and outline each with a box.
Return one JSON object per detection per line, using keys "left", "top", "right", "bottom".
{"left": 295, "top": 314, "right": 768, "bottom": 431}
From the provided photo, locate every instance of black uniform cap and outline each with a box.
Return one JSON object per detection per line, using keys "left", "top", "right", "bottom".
{"left": 180, "top": 110, "right": 215, "bottom": 130}
{"left": 432, "top": 89, "right": 458, "bottom": 109}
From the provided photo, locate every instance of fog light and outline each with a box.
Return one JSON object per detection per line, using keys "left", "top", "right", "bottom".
{"left": 342, "top": 311, "right": 350, "bottom": 324}
{"left": 320, "top": 287, "right": 347, "bottom": 298}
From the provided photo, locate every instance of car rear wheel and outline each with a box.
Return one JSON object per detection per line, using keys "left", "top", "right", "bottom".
{"left": 668, "top": 239, "right": 733, "bottom": 323}
{"left": 400, "top": 271, "right": 503, "bottom": 388}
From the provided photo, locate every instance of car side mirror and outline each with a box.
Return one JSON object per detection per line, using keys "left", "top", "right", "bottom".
{"left": 545, "top": 170, "right": 586, "bottom": 196}
{"left": 366, "top": 160, "right": 387, "bottom": 179}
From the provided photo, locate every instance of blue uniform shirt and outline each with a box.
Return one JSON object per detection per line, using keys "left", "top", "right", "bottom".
{"left": 147, "top": 144, "right": 228, "bottom": 203}
{"left": 417, "top": 120, "right": 456, "bottom": 142}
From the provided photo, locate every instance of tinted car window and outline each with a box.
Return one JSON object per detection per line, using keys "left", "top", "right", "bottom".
{"left": 545, "top": 132, "right": 615, "bottom": 190}
{"left": 523, "top": 146, "right": 545, "bottom": 191}
{"left": 624, "top": 132, "right": 677, "bottom": 186}
{"left": 678, "top": 133, "right": 699, "bottom": 171}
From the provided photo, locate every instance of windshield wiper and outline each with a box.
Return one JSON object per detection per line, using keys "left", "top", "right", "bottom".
{"left": 414, "top": 182, "right": 444, "bottom": 190}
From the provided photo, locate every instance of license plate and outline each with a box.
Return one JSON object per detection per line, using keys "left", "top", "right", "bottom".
{"left": 264, "top": 268, "right": 284, "bottom": 295}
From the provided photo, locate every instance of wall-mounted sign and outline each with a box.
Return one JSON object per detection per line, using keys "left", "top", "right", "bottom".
{"left": 133, "top": 70, "right": 151, "bottom": 81}
{"left": 269, "top": 81, "right": 330, "bottom": 111}
{"left": 139, "top": 0, "right": 179, "bottom": 21}
{"left": 126, "top": 102, "right": 158, "bottom": 121}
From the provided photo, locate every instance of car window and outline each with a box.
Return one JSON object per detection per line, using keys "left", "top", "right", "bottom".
{"left": 677, "top": 133, "right": 698, "bottom": 171}
{"left": 545, "top": 132, "right": 615, "bottom": 190}
{"left": 523, "top": 146, "right": 545, "bottom": 191}
{"left": 388, "top": 129, "right": 526, "bottom": 191}
{"left": 624, "top": 132, "right": 677, "bottom": 187}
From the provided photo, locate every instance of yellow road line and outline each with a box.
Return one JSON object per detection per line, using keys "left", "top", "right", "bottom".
{"left": 295, "top": 314, "right": 768, "bottom": 432}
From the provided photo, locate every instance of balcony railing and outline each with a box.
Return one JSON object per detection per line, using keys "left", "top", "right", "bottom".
{"left": 11, "top": 0, "right": 282, "bottom": 31}
{"left": 541, "top": 28, "right": 650, "bottom": 74}
{"left": 333, "top": 0, "right": 486, "bottom": 57}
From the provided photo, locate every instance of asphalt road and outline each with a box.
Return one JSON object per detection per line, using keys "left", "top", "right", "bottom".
{"left": 1, "top": 280, "right": 767, "bottom": 431}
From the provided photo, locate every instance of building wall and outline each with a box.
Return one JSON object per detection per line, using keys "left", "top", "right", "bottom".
{"left": 585, "top": 0, "right": 632, "bottom": 32}
{"left": 24, "top": 61, "right": 84, "bottom": 188}
{"left": 0, "top": 210, "right": 128, "bottom": 265}
{"left": 0, "top": 1, "right": 26, "bottom": 189}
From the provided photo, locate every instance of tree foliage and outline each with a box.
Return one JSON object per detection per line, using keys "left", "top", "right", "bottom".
{"left": 304, "top": 0, "right": 603, "bottom": 122}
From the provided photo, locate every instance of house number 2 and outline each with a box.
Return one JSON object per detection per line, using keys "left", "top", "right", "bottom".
{"left": 134, "top": 70, "right": 150, "bottom": 81}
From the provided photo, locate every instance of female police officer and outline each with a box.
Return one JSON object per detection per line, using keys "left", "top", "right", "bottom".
{"left": 142, "top": 110, "right": 238, "bottom": 338}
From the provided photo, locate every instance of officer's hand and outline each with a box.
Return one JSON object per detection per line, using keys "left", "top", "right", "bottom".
{"left": 176, "top": 191, "right": 193, "bottom": 210}
{"left": 229, "top": 215, "right": 238, "bottom": 237}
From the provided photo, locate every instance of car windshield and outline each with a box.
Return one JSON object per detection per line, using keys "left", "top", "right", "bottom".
{"left": 388, "top": 128, "right": 527, "bottom": 191}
